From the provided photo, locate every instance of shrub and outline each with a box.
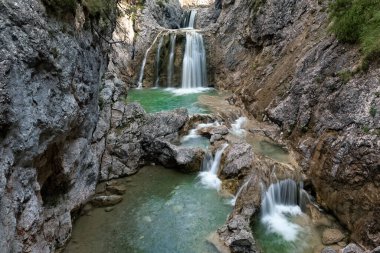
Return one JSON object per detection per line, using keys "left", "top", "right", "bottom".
{"left": 329, "top": 0, "right": 380, "bottom": 60}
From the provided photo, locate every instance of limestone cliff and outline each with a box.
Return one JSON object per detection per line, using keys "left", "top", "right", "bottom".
{"left": 205, "top": 0, "right": 379, "bottom": 249}
{"left": 0, "top": 0, "right": 116, "bottom": 251}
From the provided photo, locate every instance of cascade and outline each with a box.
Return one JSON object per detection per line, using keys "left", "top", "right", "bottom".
{"left": 230, "top": 176, "right": 252, "bottom": 206}
{"left": 181, "top": 31, "right": 208, "bottom": 89}
{"left": 154, "top": 35, "right": 165, "bottom": 87}
{"left": 181, "top": 10, "right": 197, "bottom": 28}
{"left": 137, "top": 10, "right": 207, "bottom": 89}
{"left": 167, "top": 33, "right": 176, "bottom": 87}
{"left": 137, "top": 31, "right": 165, "bottom": 88}
{"left": 260, "top": 179, "right": 310, "bottom": 241}
{"left": 198, "top": 143, "right": 228, "bottom": 190}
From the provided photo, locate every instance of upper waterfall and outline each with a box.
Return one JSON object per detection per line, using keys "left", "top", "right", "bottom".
{"left": 181, "top": 31, "right": 208, "bottom": 89}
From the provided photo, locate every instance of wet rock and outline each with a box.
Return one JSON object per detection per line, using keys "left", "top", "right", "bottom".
{"left": 104, "top": 207, "right": 114, "bottom": 212}
{"left": 91, "top": 195, "right": 123, "bottom": 207}
{"left": 220, "top": 143, "right": 254, "bottom": 179}
{"left": 218, "top": 215, "right": 258, "bottom": 253}
{"left": 142, "top": 138, "right": 205, "bottom": 172}
{"left": 322, "top": 247, "right": 337, "bottom": 253}
{"left": 342, "top": 243, "right": 364, "bottom": 253}
{"left": 100, "top": 104, "right": 191, "bottom": 180}
{"left": 322, "top": 228, "right": 345, "bottom": 245}
{"left": 106, "top": 185, "right": 127, "bottom": 195}
{"left": 210, "top": 133, "right": 223, "bottom": 143}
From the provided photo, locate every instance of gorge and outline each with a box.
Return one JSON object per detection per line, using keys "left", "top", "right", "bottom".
{"left": 0, "top": 0, "right": 379, "bottom": 253}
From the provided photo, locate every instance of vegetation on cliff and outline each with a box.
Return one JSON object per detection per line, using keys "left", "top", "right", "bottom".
{"left": 329, "top": 0, "right": 380, "bottom": 60}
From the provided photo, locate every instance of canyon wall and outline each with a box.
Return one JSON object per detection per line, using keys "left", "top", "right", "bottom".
{"left": 0, "top": 0, "right": 116, "bottom": 251}
{"left": 206, "top": 0, "right": 379, "bottom": 249}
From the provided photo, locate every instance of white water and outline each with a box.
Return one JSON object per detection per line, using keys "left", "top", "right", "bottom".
{"left": 199, "top": 143, "right": 228, "bottom": 190}
{"left": 230, "top": 117, "right": 247, "bottom": 136}
{"left": 167, "top": 34, "right": 176, "bottom": 87}
{"left": 261, "top": 179, "right": 306, "bottom": 241}
{"left": 188, "top": 10, "right": 197, "bottom": 28}
{"left": 181, "top": 31, "right": 208, "bottom": 89}
{"left": 137, "top": 31, "right": 164, "bottom": 88}
{"left": 230, "top": 176, "right": 252, "bottom": 206}
{"left": 164, "top": 87, "right": 212, "bottom": 95}
{"left": 154, "top": 35, "right": 165, "bottom": 87}
{"left": 181, "top": 121, "right": 220, "bottom": 143}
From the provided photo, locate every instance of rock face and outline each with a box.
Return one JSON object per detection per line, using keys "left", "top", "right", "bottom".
{"left": 108, "top": 0, "right": 184, "bottom": 87}
{"left": 0, "top": 0, "right": 116, "bottom": 252}
{"left": 204, "top": 0, "right": 380, "bottom": 248}
{"left": 98, "top": 99, "right": 204, "bottom": 180}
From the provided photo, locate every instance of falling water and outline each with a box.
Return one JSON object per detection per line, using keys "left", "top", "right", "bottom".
{"left": 187, "top": 10, "right": 197, "bottom": 28}
{"left": 260, "top": 179, "right": 310, "bottom": 241}
{"left": 181, "top": 32, "right": 208, "bottom": 89}
{"left": 167, "top": 33, "right": 176, "bottom": 87}
{"left": 137, "top": 31, "right": 164, "bottom": 88}
{"left": 230, "top": 176, "right": 252, "bottom": 206}
{"left": 199, "top": 143, "right": 228, "bottom": 190}
{"left": 154, "top": 35, "right": 165, "bottom": 87}
{"left": 182, "top": 10, "right": 197, "bottom": 28}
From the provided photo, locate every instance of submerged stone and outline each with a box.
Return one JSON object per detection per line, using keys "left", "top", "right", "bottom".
{"left": 90, "top": 195, "right": 123, "bottom": 207}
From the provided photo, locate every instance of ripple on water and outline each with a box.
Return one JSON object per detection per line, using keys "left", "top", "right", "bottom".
{"left": 65, "top": 166, "right": 232, "bottom": 253}
{"left": 127, "top": 87, "right": 218, "bottom": 114}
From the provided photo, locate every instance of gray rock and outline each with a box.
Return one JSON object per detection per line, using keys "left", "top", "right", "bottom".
{"left": 342, "top": 243, "right": 364, "bottom": 253}
{"left": 220, "top": 143, "right": 254, "bottom": 179}
{"left": 90, "top": 195, "right": 123, "bottom": 207}
{"left": 106, "top": 185, "right": 127, "bottom": 195}
{"left": 0, "top": 0, "right": 116, "bottom": 251}
{"left": 322, "top": 247, "right": 338, "bottom": 253}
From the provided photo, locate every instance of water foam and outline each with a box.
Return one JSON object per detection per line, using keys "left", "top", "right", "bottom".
{"left": 230, "top": 117, "right": 247, "bottom": 136}
{"left": 198, "top": 143, "right": 228, "bottom": 190}
{"left": 165, "top": 87, "right": 212, "bottom": 95}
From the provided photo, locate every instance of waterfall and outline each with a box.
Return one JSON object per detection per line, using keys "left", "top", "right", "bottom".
{"left": 260, "top": 179, "right": 310, "bottom": 241}
{"left": 181, "top": 31, "right": 208, "bottom": 89}
{"left": 137, "top": 31, "right": 164, "bottom": 88}
{"left": 199, "top": 143, "right": 228, "bottom": 190}
{"left": 230, "top": 176, "right": 252, "bottom": 206}
{"left": 167, "top": 34, "right": 176, "bottom": 87}
{"left": 182, "top": 10, "right": 197, "bottom": 28}
{"left": 187, "top": 10, "right": 197, "bottom": 28}
{"left": 154, "top": 35, "right": 165, "bottom": 87}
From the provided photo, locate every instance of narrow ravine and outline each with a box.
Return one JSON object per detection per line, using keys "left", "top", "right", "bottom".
{"left": 66, "top": 5, "right": 357, "bottom": 253}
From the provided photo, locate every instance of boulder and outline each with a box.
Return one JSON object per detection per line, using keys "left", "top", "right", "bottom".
{"left": 220, "top": 143, "right": 254, "bottom": 179}
{"left": 322, "top": 228, "right": 345, "bottom": 245}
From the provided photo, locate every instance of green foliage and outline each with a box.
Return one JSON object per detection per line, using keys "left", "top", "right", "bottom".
{"left": 337, "top": 70, "right": 352, "bottom": 83}
{"left": 370, "top": 106, "right": 377, "bottom": 117}
{"left": 362, "top": 125, "right": 370, "bottom": 133}
{"left": 329, "top": 0, "right": 380, "bottom": 60}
